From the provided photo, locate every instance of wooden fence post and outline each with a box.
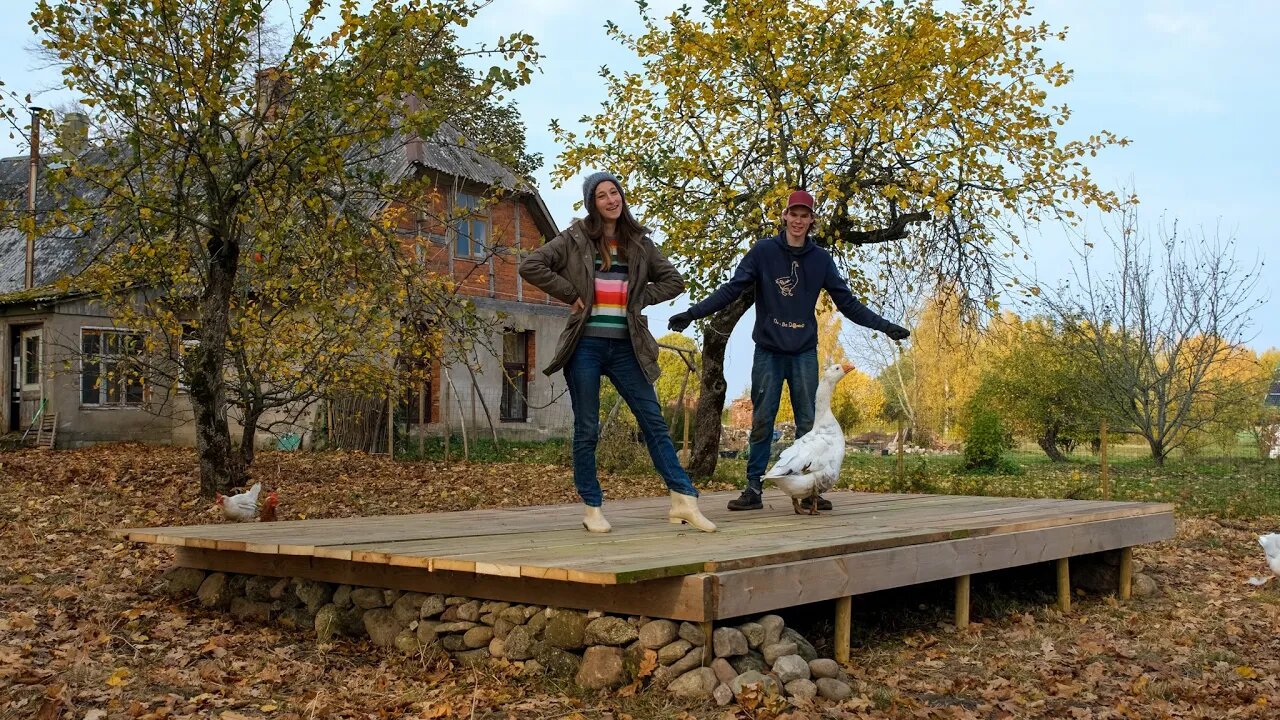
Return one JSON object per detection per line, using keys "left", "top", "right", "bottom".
{"left": 1100, "top": 418, "right": 1110, "bottom": 500}
{"left": 896, "top": 417, "right": 905, "bottom": 485}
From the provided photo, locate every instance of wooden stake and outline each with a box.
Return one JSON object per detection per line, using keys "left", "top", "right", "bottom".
{"left": 386, "top": 389, "right": 394, "bottom": 458}
{"left": 1057, "top": 557, "right": 1071, "bottom": 613}
{"left": 1100, "top": 418, "right": 1110, "bottom": 500}
{"left": 1118, "top": 547, "right": 1133, "bottom": 601}
{"left": 834, "top": 595, "right": 852, "bottom": 664}
{"left": 417, "top": 381, "right": 426, "bottom": 456}
{"left": 896, "top": 417, "right": 905, "bottom": 484}
{"left": 955, "top": 575, "right": 971, "bottom": 630}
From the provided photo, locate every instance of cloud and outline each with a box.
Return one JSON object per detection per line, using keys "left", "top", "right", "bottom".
{"left": 1142, "top": 10, "right": 1220, "bottom": 48}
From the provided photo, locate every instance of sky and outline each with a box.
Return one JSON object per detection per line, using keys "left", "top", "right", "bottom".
{"left": 3, "top": 0, "right": 1277, "bottom": 401}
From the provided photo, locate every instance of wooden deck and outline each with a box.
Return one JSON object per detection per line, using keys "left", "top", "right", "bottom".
{"left": 115, "top": 490, "right": 1175, "bottom": 624}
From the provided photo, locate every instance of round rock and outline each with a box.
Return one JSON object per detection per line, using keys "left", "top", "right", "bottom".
{"left": 667, "top": 667, "right": 718, "bottom": 699}
{"left": 785, "top": 678, "right": 817, "bottom": 703}
{"left": 809, "top": 658, "right": 840, "bottom": 679}
{"left": 816, "top": 677, "right": 854, "bottom": 701}
{"left": 639, "top": 619, "right": 679, "bottom": 649}
{"left": 773, "top": 654, "right": 810, "bottom": 684}
{"left": 713, "top": 627, "right": 749, "bottom": 658}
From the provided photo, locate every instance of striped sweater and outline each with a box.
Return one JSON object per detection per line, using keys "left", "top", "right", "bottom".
{"left": 583, "top": 237, "right": 629, "bottom": 339}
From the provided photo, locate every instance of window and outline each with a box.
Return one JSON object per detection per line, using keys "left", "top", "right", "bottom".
{"left": 501, "top": 331, "right": 531, "bottom": 422}
{"left": 81, "top": 329, "right": 145, "bottom": 407}
{"left": 453, "top": 192, "right": 488, "bottom": 259}
{"left": 20, "top": 329, "right": 41, "bottom": 390}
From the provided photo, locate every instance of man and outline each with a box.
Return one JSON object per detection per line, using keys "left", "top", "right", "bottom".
{"left": 669, "top": 190, "right": 909, "bottom": 511}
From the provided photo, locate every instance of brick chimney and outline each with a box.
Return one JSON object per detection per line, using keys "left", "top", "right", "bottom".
{"left": 255, "top": 67, "right": 292, "bottom": 122}
{"left": 59, "top": 111, "right": 89, "bottom": 158}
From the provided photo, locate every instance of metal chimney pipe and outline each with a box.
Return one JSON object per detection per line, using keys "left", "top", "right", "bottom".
{"left": 26, "top": 106, "right": 43, "bottom": 290}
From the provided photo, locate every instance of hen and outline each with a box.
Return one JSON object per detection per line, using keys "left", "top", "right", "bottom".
{"left": 215, "top": 482, "right": 279, "bottom": 522}
{"left": 1248, "top": 533, "right": 1280, "bottom": 585}
{"left": 764, "top": 362, "right": 852, "bottom": 515}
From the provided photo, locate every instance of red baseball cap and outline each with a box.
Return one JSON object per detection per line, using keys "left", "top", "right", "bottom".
{"left": 786, "top": 189, "right": 815, "bottom": 212}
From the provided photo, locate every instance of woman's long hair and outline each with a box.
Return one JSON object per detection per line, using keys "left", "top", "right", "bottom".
{"left": 583, "top": 181, "right": 646, "bottom": 272}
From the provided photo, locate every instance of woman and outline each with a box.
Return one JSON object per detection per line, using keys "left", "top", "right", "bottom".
{"left": 519, "top": 171, "right": 716, "bottom": 533}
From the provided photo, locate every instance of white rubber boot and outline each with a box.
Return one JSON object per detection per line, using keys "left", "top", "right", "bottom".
{"left": 583, "top": 505, "right": 611, "bottom": 533}
{"left": 668, "top": 493, "right": 717, "bottom": 532}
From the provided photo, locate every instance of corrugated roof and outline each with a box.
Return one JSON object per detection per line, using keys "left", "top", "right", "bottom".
{"left": 0, "top": 154, "right": 102, "bottom": 294}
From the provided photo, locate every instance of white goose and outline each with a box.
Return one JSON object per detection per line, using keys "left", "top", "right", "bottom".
{"left": 1248, "top": 533, "right": 1280, "bottom": 585}
{"left": 764, "top": 363, "right": 853, "bottom": 515}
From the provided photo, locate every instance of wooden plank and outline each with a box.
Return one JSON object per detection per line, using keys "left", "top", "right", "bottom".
{"left": 121, "top": 492, "right": 1173, "bottom": 587}
{"left": 329, "top": 494, "right": 988, "bottom": 580}
{"left": 434, "top": 498, "right": 1169, "bottom": 583}
{"left": 109, "top": 490, "right": 921, "bottom": 546}
{"left": 701, "top": 501, "right": 1172, "bottom": 574}
{"left": 173, "top": 547, "right": 713, "bottom": 622}
{"left": 712, "top": 512, "right": 1174, "bottom": 619}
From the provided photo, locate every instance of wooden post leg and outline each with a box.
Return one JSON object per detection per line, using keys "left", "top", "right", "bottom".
{"left": 834, "top": 595, "right": 852, "bottom": 664}
{"left": 701, "top": 621, "right": 714, "bottom": 666}
{"left": 955, "top": 575, "right": 971, "bottom": 630}
{"left": 1057, "top": 557, "right": 1071, "bottom": 613}
{"left": 1118, "top": 547, "right": 1133, "bottom": 601}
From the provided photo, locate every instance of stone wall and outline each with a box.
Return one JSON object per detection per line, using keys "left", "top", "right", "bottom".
{"left": 162, "top": 567, "right": 857, "bottom": 707}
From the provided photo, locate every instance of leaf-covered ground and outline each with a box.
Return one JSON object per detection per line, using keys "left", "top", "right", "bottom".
{"left": 2, "top": 444, "right": 1279, "bottom": 719}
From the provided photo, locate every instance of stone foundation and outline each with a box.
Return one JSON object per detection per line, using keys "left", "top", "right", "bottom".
{"left": 162, "top": 567, "right": 856, "bottom": 705}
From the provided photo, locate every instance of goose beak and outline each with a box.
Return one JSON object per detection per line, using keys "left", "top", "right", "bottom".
{"left": 840, "top": 363, "right": 854, "bottom": 374}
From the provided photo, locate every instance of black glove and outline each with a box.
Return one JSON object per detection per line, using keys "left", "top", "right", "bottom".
{"left": 883, "top": 323, "right": 910, "bottom": 341}
{"left": 668, "top": 311, "right": 694, "bottom": 332}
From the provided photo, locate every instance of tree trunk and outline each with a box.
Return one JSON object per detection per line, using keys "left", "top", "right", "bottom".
{"left": 190, "top": 237, "right": 243, "bottom": 499}
{"left": 1148, "top": 436, "right": 1167, "bottom": 467}
{"left": 688, "top": 289, "right": 754, "bottom": 479}
{"left": 239, "top": 406, "right": 262, "bottom": 471}
{"left": 1037, "top": 422, "right": 1067, "bottom": 462}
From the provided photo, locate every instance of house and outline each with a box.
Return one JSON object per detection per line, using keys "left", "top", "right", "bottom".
{"left": 0, "top": 116, "right": 572, "bottom": 449}
{"left": 1266, "top": 380, "right": 1280, "bottom": 408}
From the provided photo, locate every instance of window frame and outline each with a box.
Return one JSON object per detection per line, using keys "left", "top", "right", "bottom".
{"left": 79, "top": 326, "right": 147, "bottom": 409}
{"left": 500, "top": 330, "right": 531, "bottom": 423}
{"left": 19, "top": 328, "right": 41, "bottom": 392}
{"left": 452, "top": 192, "right": 490, "bottom": 260}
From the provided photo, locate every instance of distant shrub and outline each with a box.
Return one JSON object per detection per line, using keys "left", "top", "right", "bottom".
{"left": 963, "top": 403, "right": 1013, "bottom": 472}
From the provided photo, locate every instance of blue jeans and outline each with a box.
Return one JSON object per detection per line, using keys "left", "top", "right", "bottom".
{"left": 745, "top": 347, "right": 819, "bottom": 495}
{"left": 564, "top": 336, "right": 700, "bottom": 507}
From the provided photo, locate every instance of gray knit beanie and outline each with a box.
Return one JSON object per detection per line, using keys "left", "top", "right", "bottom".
{"left": 582, "top": 171, "right": 624, "bottom": 211}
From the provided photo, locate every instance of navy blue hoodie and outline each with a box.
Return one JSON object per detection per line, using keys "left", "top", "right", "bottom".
{"left": 685, "top": 233, "right": 893, "bottom": 355}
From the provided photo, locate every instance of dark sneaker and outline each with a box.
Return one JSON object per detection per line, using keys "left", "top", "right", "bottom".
{"left": 799, "top": 495, "right": 834, "bottom": 512}
{"left": 727, "top": 489, "right": 763, "bottom": 511}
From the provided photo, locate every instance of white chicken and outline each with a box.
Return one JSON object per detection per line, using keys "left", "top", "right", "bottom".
{"left": 1248, "top": 533, "right": 1280, "bottom": 585}
{"left": 215, "top": 482, "right": 278, "bottom": 522}
{"left": 764, "top": 362, "right": 853, "bottom": 515}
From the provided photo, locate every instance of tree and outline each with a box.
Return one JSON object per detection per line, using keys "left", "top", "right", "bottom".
{"left": 655, "top": 331, "right": 700, "bottom": 409}
{"left": 872, "top": 286, "right": 983, "bottom": 447}
{"left": 29, "top": 0, "right": 538, "bottom": 496}
{"left": 978, "top": 313, "right": 1099, "bottom": 461}
{"left": 1249, "top": 349, "right": 1280, "bottom": 458}
{"left": 1042, "top": 205, "right": 1265, "bottom": 465}
{"left": 553, "top": 0, "right": 1124, "bottom": 476}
